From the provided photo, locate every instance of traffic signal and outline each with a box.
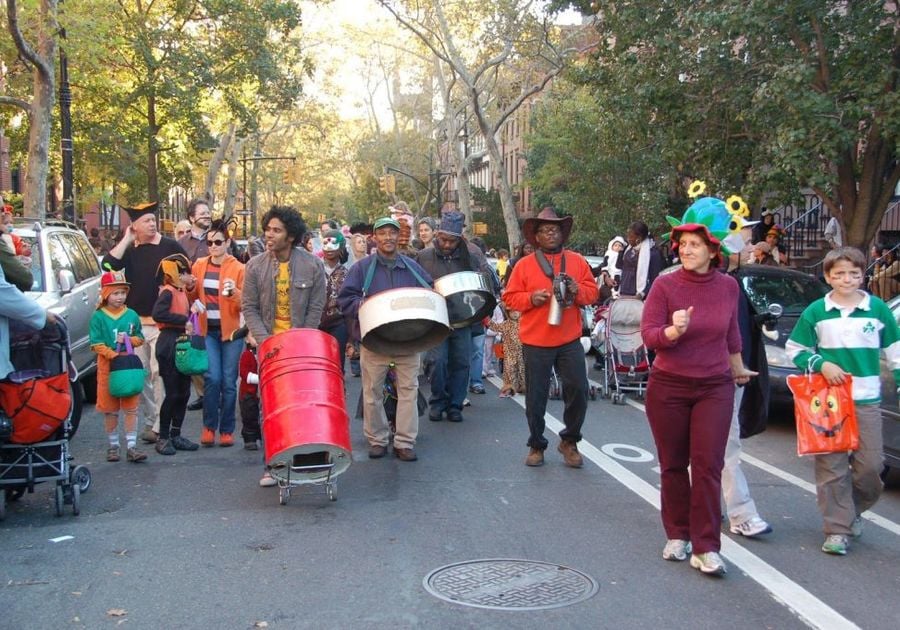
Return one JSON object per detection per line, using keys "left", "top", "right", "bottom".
{"left": 385, "top": 174, "right": 396, "bottom": 194}
{"left": 378, "top": 176, "right": 387, "bottom": 194}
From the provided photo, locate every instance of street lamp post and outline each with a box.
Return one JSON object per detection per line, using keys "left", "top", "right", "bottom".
{"left": 58, "top": 20, "right": 74, "bottom": 224}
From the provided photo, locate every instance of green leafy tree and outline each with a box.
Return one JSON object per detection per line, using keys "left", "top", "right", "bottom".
{"left": 78, "top": 0, "right": 306, "bottom": 203}
{"left": 541, "top": 0, "right": 899, "bottom": 248}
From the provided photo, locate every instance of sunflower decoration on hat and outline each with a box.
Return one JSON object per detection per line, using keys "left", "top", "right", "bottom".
{"left": 665, "top": 180, "right": 758, "bottom": 256}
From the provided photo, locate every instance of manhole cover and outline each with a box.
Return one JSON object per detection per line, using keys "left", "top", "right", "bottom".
{"left": 423, "top": 559, "right": 599, "bottom": 611}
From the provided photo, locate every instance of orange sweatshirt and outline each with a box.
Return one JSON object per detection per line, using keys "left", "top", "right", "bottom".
{"left": 502, "top": 250, "right": 599, "bottom": 347}
{"left": 188, "top": 254, "right": 245, "bottom": 338}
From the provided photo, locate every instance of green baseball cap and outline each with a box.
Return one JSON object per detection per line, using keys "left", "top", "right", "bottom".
{"left": 373, "top": 217, "right": 400, "bottom": 231}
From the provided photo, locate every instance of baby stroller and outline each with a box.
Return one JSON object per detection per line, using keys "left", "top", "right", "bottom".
{"left": 0, "top": 319, "right": 91, "bottom": 520}
{"left": 599, "top": 296, "right": 650, "bottom": 404}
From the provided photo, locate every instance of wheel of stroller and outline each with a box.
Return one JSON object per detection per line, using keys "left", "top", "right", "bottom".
{"left": 278, "top": 487, "right": 288, "bottom": 506}
{"left": 327, "top": 482, "right": 337, "bottom": 502}
{"left": 6, "top": 487, "right": 25, "bottom": 502}
{"left": 54, "top": 485, "right": 64, "bottom": 517}
{"left": 71, "top": 465, "right": 91, "bottom": 494}
{"left": 71, "top": 484, "right": 80, "bottom": 516}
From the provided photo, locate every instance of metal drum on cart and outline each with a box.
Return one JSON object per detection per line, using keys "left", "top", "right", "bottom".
{"left": 258, "top": 328, "right": 351, "bottom": 505}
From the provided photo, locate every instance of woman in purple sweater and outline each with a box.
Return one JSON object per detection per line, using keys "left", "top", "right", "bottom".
{"left": 641, "top": 223, "right": 756, "bottom": 577}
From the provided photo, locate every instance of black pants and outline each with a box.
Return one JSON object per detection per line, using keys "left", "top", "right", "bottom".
{"left": 522, "top": 339, "right": 588, "bottom": 450}
{"left": 157, "top": 328, "right": 192, "bottom": 440}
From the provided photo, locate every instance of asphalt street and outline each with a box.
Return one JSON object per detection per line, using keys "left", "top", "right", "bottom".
{"left": 1, "top": 364, "right": 898, "bottom": 629}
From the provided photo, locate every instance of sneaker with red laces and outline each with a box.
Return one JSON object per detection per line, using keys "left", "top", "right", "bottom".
{"left": 200, "top": 427, "right": 215, "bottom": 447}
{"left": 219, "top": 433, "right": 234, "bottom": 447}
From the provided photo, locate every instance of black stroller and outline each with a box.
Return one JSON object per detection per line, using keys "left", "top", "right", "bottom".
{"left": 0, "top": 319, "right": 91, "bottom": 520}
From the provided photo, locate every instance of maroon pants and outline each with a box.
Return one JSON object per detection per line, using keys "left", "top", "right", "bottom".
{"left": 645, "top": 369, "right": 734, "bottom": 554}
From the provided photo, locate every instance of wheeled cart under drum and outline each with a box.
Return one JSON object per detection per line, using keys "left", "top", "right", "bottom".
{"left": 276, "top": 460, "right": 338, "bottom": 506}
{"left": 257, "top": 329, "right": 353, "bottom": 508}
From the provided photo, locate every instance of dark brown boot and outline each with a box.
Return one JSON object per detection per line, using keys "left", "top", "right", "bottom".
{"left": 525, "top": 448, "right": 544, "bottom": 467}
{"left": 558, "top": 441, "right": 584, "bottom": 468}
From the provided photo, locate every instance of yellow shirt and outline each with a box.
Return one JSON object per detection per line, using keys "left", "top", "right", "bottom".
{"left": 273, "top": 262, "right": 291, "bottom": 334}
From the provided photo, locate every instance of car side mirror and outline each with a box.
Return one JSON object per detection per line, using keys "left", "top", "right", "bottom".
{"left": 58, "top": 269, "right": 75, "bottom": 293}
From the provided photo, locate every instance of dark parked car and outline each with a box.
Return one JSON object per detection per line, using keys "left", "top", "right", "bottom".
{"left": 733, "top": 264, "right": 830, "bottom": 408}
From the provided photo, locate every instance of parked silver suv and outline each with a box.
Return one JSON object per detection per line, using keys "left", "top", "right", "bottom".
{"left": 10, "top": 218, "right": 102, "bottom": 431}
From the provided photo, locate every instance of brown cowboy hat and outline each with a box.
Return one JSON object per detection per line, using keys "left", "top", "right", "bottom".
{"left": 522, "top": 207, "right": 573, "bottom": 247}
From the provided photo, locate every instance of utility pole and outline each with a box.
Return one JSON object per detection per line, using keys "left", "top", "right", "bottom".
{"left": 58, "top": 2, "right": 75, "bottom": 224}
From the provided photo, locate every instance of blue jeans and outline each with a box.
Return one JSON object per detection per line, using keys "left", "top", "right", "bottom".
{"left": 203, "top": 329, "right": 242, "bottom": 434}
{"left": 469, "top": 330, "right": 485, "bottom": 388}
{"left": 429, "top": 326, "right": 472, "bottom": 411}
{"left": 320, "top": 320, "right": 348, "bottom": 375}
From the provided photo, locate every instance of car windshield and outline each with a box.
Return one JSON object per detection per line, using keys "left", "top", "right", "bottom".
{"left": 16, "top": 235, "right": 42, "bottom": 291}
{"left": 740, "top": 272, "right": 829, "bottom": 316}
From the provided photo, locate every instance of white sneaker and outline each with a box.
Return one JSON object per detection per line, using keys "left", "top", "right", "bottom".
{"left": 850, "top": 516, "right": 863, "bottom": 538}
{"left": 690, "top": 552, "right": 727, "bottom": 576}
{"left": 662, "top": 539, "right": 692, "bottom": 561}
{"left": 729, "top": 516, "right": 773, "bottom": 538}
{"left": 258, "top": 472, "right": 277, "bottom": 487}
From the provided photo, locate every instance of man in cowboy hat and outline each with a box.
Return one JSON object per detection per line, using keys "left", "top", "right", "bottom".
{"left": 503, "top": 207, "right": 599, "bottom": 467}
{"left": 103, "top": 201, "right": 189, "bottom": 443}
{"left": 338, "top": 216, "right": 434, "bottom": 462}
{"left": 416, "top": 210, "right": 496, "bottom": 423}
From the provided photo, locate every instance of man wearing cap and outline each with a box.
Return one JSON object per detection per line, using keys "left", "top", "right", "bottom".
{"left": 338, "top": 216, "right": 434, "bottom": 462}
{"left": 503, "top": 208, "right": 599, "bottom": 467}
{"left": 416, "top": 211, "right": 495, "bottom": 423}
{"left": 102, "top": 202, "right": 189, "bottom": 443}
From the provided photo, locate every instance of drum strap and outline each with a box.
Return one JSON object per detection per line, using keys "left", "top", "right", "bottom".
{"left": 535, "top": 250, "right": 566, "bottom": 280}
{"left": 362, "top": 255, "right": 431, "bottom": 296}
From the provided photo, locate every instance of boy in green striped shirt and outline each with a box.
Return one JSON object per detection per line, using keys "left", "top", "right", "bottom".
{"left": 786, "top": 247, "right": 900, "bottom": 556}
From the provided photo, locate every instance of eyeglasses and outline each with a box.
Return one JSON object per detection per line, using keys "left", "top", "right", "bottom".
{"left": 206, "top": 239, "right": 225, "bottom": 246}
{"left": 536, "top": 225, "right": 561, "bottom": 235}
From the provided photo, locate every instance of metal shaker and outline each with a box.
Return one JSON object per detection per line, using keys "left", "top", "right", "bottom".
{"left": 547, "top": 294, "right": 563, "bottom": 326}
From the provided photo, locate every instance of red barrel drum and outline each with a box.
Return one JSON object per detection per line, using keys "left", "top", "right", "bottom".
{"left": 258, "top": 329, "right": 352, "bottom": 483}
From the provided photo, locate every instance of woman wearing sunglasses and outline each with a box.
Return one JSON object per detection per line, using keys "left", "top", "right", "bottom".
{"left": 187, "top": 218, "right": 246, "bottom": 448}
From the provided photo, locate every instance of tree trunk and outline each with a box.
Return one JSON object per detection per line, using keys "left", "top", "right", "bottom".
{"left": 828, "top": 127, "right": 900, "bottom": 250}
{"left": 224, "top": 135, "right": 244, "bottom": 215}
{"left": 473, "top": 104, "right": 520, "bottom": 251}
{"left": 6, "top": 0, "right": 59, "bottom": 219}
{"left": 146, "top": 93, "right": 160, "bottom": 203}
{"left": 204, "top": 124, "right": 234, "bottom": 203}
{"left": 24, "top": 59, "right": 54, "bottom": 219}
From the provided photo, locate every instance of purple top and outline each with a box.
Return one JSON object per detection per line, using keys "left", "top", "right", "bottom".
{"left": 641, "top": 267, "right": 742, "bottom": 378}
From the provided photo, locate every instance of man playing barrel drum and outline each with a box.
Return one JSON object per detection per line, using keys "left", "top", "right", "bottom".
{"left": 242, "top": 206, "right": 326, "bottom": 485}
{"left": 337, "top": 217, "right": 434, "bottom": 462}
{"left": 416, "top": 211, "right": 495, "bottom": 423}
{"left": 503, "top": 208, "right": 599, "bottom": 468}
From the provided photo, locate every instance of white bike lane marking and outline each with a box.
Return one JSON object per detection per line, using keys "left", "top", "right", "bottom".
{"left": 622, "top": 396, "right": 900, "bottom": 537}
{"left": 489, "top": 376, "right": 858, "bottom": 630}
